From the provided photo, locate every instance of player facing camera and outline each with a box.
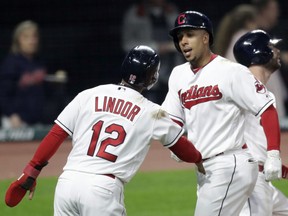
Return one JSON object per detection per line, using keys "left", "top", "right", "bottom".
{"left": 169, "top": 10, "right": 214, "bottom": 53}
{"left": 120, "top": 45, "right": 160, "bottom": 92}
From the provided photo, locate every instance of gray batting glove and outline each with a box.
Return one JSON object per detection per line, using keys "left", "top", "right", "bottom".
{"left": 264, "top": 150, "right": 282, "bottom": 181}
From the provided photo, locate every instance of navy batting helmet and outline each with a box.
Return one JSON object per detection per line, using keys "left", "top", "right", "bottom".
{"left": 169, "top": 11, "right": 214, "bottom": 52}
{"left": 121, "top": 45, "right": 160, "bottom": 90}
{"left": 233, "top": 29, "right": 281, "bottom": 67}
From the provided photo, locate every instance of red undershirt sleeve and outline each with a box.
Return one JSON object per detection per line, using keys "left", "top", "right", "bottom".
{"left": 171, "top": 119, "right": 184, "bottom": 127}
{"left": 260, "top": 105, "right": 280, "bottom": 151}
{"left": 169, "top": 136, "right": 202, "bottom": 163}
{"left": 30, "top": 124, "right": 69, "bottom": 166}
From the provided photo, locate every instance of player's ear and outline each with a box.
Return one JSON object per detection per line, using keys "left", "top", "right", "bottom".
{"left": 202, "top": 31, "right": 209, "bottom": 45}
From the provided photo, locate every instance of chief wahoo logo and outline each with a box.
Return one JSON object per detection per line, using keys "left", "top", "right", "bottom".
{"left": 178, "top": 14, "right": 186, "bottom": 25}
{"left": 254, "top": 79, "right": 266, "bottom": 94}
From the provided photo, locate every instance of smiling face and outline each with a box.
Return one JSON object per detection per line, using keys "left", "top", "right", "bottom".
{"left": 176, "top": 28, "right": 210, "bottom": 67}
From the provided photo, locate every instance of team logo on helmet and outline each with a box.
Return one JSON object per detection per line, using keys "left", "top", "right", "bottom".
{"left": 254, "top": 79, "right": 266, "bottom": 94}
{"left": 128, "top": 74, "right": 137, "bottom": 84}
{"left": 177, "top": 14, "right": 186, "bottom": 25}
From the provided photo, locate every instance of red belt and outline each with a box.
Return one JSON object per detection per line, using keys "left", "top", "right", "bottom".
{"left": 203, "top": 152, "right": 224, "bottom": 162}
{"left": 103, "top": 174, "right": 115, "bottom": 179}
{"left": 203, "top": 144, "right": 248, "bottom": 162}
{"left": 258, "top": 165, "right": 264, "bottom": 172}
{"left": 103, "top": 174, "right": 125, "bottom": 185}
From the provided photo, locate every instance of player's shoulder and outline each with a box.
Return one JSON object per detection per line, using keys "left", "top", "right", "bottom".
{"left": 268, "top": 91, "right": 276, "bottom": 104}
{"left": 146, "top": 102, "right": 171, "bottom": 120}
{"left": 170, "top": 62, "right": 190, "bottom": 76}
{"left": 214, "top": 55, "right": 250, "bottom": 74}
{"left": 143, "top": 96, "right": 161, "bottom": 109}
{"left": 173, "top": 62, "right": 190, "bottom": 71}
{"left": 214, "top": 55, "right": 244, "bottom": 68}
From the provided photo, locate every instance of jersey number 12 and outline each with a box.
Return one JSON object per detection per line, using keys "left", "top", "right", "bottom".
{"left": 87, "top": 120, "right": 126, "bottom": 162}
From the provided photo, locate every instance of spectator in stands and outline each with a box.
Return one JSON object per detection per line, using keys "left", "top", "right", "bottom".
{"left": 214, "top": 1, "right": 287, "bottom": 118}
{"left": 121, "top": 0, "right": 183, "bottom": 104}
{"left": 0, "top": 21, "right": 55, "bottom": 128}
{"left": 213, "top": 4, "right": 258, "bottom": 61}
{"left": 252, "top": 0, "right": 279, "bottom": 32}
{"left": 252, "top": 0, "right": 287, "bottom": 118}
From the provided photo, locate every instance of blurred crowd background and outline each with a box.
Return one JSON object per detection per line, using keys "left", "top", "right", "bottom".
{"left": 0, "top": 0, "right": 288, "bottom": 131}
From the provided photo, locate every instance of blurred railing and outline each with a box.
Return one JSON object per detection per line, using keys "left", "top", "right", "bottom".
{"left": 1, "top": 117, "right": 288, "bottom": 142}
{"left": 0, "top": 125, "right": 53, "bottom": 142}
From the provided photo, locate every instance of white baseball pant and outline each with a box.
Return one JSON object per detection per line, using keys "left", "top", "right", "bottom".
{"left": 54, "top": 171, "right": 126, "bottom": 216}
{"left": 240, "top": 171, "right": 288, "bottom": 216}
{"left": 195, "top": 148, "right": 258, "bottom": 216}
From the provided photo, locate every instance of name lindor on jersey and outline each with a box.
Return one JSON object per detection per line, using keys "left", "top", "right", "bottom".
{"left": 179, "top": 84, "right": 223, "bottom": 109}
{"left": 95, "top": 96, "right": 141, "bottom": 122}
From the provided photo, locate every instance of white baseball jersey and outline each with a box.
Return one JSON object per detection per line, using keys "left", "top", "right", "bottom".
{"left": 162, "top": 56, "right": 274, "bottom": 159}
{"left": 55, "top": 84, "right": 184, "bottom": 183}
{"left": 240, "top": 91, "right": 288, "bottom": 216}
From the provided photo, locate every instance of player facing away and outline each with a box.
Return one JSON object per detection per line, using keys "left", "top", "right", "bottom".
{"left": 162, "top": 11, "right": 282, "bottom": 215}
{"left": 233, "top": 30, "right": 288, "bottom": 216}
{"left": 5, "top": 45, "right": 205, "bottom": 216}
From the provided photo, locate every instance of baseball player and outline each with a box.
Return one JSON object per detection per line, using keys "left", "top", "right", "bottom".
{"left": 5, "top": 45, "right": 205, "bottom": 216}
{"left": 162, "top": 11, "right": 282, "bottom": 215}
{"left": 233, "top": 30, "right": 288, "bottom": 216}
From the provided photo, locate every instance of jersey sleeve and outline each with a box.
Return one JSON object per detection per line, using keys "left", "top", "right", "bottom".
{"left": 227, "top": 65, "right": 274, "bottom": 117}
{"left": 54, "top": 93, "right": 81, "bottom": 136}
{"left": 152, "top": 108, "right": 185, "bottom": 148}
{"left": 161, "top": 69, "right": 185, "bottom": 126}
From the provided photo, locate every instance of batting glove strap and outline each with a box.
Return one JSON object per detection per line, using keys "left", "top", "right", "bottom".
{"left": 23, "top": 161, "right": 48, "bottom": 179}
{"left": 23, "top": 164, "right": 41, "bottom": 179}
{"left": 267, "top": 150, "right": 281, "bottom": 158}
{"left": 20, "top": 176, "right": 36, "bottom": 190}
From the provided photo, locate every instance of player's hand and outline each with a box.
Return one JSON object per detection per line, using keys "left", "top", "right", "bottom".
{"left": 5, "top": 162, "right": 47, "bottom": 207}
{"left": 282, "top": 165, "right": 288, "bottom": 179}
{"left": 196, "top": 161, "right": 206, "bottom": 175}
{"left": 170, "top": 151, "right": 183, "bottom": 162}
{"left": 264, "top": 150, "right": 282, "bottom": 181}
{"left": 5, "top": 173, "right": 37, "bottom": 207}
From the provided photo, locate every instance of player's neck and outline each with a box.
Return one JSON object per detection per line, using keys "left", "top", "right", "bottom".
{"left": 119, "top": 81, "right": 144, "bottom": 93}
{"left": 249, "top": 65, "right": 271, "bottom": 85}
{"left": 190, "top": 52, "right": 216, "bottom": 73}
